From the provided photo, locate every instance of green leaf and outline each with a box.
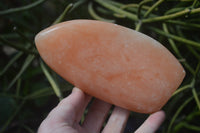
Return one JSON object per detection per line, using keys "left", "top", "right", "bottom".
{"left": 95, "top": 0, "right": 138, "bottom": 21}
{"left": 167, "top": 96, "right": 195, "bottom": 133}
{"left": 192, "top": 88, "right": 200, "bottom": 111}
{"left": 52, "top": 3, "right": 74, "bottom": 25}
{"left": 25, "top": 87, "right": 54, "bottom": 99}
{"left": 0, "top": 0, "right": 46, "bottom": 15}
{"left": 88, "top": 2, "right": 115, "bottom": 23}
{"left": 40, "top": 61, "right": 63, "bottom": 100}
{"left": 7, "top": 55, "right": 35, "bottom": 90}
{"left": 0, "top": 52, "right": 23, "bottom": 76}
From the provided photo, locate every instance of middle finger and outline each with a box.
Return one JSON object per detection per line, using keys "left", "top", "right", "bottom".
{"left": 82, "top": 99, "right": 112, "bottom": 132}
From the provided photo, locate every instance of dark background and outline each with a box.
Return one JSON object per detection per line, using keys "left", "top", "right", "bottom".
{"left": 0, "top": 0, "right": 200, "bottom": 133}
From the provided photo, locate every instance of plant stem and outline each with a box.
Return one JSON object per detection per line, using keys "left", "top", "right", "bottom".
{"left": 166, "top": 20, "right": 200, "bottom": 29}
{"left": 135, "top": 0, "right": 154, "bottom": 32}
{"left": 0, "top": 37, "right": 38, "bottom": 55}
{"left": 40, "top": 61, "right": 63, "bottom": 101}
{"left": 95, "top": 0, "right": 138, "bottom": 21}
{"left": 195, "top": 62, "right": 200, "bottom": 76}
{"left": 165, "top": 7, "right": 185, "bottom": 15}
{"left": 96, "top": 6, "right": 114, "bottom": 15}
{"left": 88, "top": 2, "right": 115, "bottom": 23}
{"left": 192, "top": 0, "right": 200, "bottom": 7}
{"left": 174, "top": 26, "right": 200, "bottom": 60}
{"left": 186, "top": 45, "right": 200, "bottom": 61}
{"left": 192, "top": 88, "right": 200, "bottom": 111}
{"left": 52, "top": 3, "right": 73, "bottom": 25}
{"left": 174, "top": 122, "right": 200, "bottom": 132}
{"left": 121, "top": 4, "right": 150, "bottom": 10}
{"left": 16, "top": 78, "right": 22, "bottom": 98}
{"left": 108, "top": 0, "right": 150, "bottom": 11}
{"left": 135, "top": 21, "right": 142, "bottom": 31}
{"left": 113, "top": 13, "right": 126, "bottom": 18}
{"left": 105, "top": 0, "right": 122, "bottom": 7}
{"left": 0, "top": 0, "right": 46, "bottom": 15}
{"left": 143, "top": 7, "right": 200, "bottom": 23}
{"left": 6, "top": 55, "right": 35, "bottom": 90}
{"left": 106, "top": 0, "right": 157, "bottom": 18}
{"left": 173, "top": 79, "right": 195, "bottom": 97}
{"left": 150, "top": 27, "right": 200, "bottom": 48}
{"left": 162, "top": 23, "right": 195, "bottom": 75}
{"left": 13, "top": 27, "right": 34, "bottom": 45}
{"left": 72, "top": 0, "right": 87, "bottom": 9}
{"left": 25, "top": 87, "right": 55, "bottom": 99}
{"left": 0, "top": 52, "right": 23, "bottom": 76}
{"left": 144, "top": 0, "right": 165, "bottom": 18}
{"left": 182, "top": 123, "right": 200, "bottom": 131}
{"left": 167, "top": 0, "right": 194, "bottom": 1}
{"left": 185, "top": 111, "right": 200, "bottom": 121}
{"left": 137, "top": 0, "right": 153, "bottom": 19}
{"left": 172, "top": 84, "right": 192, "bottom": 97}
{"left": 52, "top": 0, "right": 87, "bottom": 25}
{"left": 167, "top": 96, "right": 194, "bottom": 133}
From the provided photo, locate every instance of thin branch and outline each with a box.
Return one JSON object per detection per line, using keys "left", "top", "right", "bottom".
{"left": 0, "top": 37, "right": 38, "bottom": 55}
{"left": 162, "top": 23, "right": 195, "bottom": 75}
{"left": 0, "top": 0, "right": 46, "bottom": 15}
{"left": 0, "top": 52, "right": 23, "bottom": 76}
{"left": 144, "top": 0, "right": 165, "bottom": 18}
{"left": 137, "top": 0, "right": 153, "bottom": 19}
{"left": 150, "top": 27, "right": 200, "bottom": 48}
{"left": 95, "top": 0, "right": 138, "bottom": 21}
{"left": 52, "top": 3, "right": 74, "bottom": 25}
{"left": 167, "top": 96, "right": 194, "bottom": 133}
{"left": 143, "top": 7, "right": 200, "bottom": 23}
{"left": 166, "top": 20, "right": 200, "bottom": 29}
{"left": 6, "top": 55, "right": 35, "bottom": 90}
{"left": 192, "top": 88, "right": 200, "bottom": 111}
{"left": 88, "top": 2, "right": 115, "bottom": 23}
{"left": 40, "top": 61, "right": 63, "bottom": 101}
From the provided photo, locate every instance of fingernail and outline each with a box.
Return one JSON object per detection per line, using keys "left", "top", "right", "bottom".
{"left": 72, "top": 87, "right": 79, "bottom": 93}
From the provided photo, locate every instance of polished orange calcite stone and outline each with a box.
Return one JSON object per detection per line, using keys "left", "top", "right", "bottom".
{"left": 35, "top": 20, "right": 185, "bottom": 114}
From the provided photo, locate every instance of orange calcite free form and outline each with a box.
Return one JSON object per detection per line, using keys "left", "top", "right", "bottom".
{"left": 35, "top": 20, "right": 185, "bottom": 114}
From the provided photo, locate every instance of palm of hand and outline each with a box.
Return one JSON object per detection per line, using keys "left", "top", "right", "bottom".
{"left": 38, "top": 88, "right": 165, "bottom": 133}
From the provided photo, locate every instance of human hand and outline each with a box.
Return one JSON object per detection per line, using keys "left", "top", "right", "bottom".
{"left": 38, "top": 87, "right": 165, "bottom": 133}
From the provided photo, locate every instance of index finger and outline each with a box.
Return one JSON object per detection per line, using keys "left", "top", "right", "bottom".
{"left": 46, "top": 87, "right": 91, "bottom": 125}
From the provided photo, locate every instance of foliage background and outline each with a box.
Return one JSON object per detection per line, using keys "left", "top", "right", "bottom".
{"left": 0, "top": 0, "right": 200, "bottom": 133}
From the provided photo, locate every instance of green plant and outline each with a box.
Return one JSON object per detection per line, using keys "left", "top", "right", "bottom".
{"left": 0, "top": 0, "right": 200, "bottom": 133}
